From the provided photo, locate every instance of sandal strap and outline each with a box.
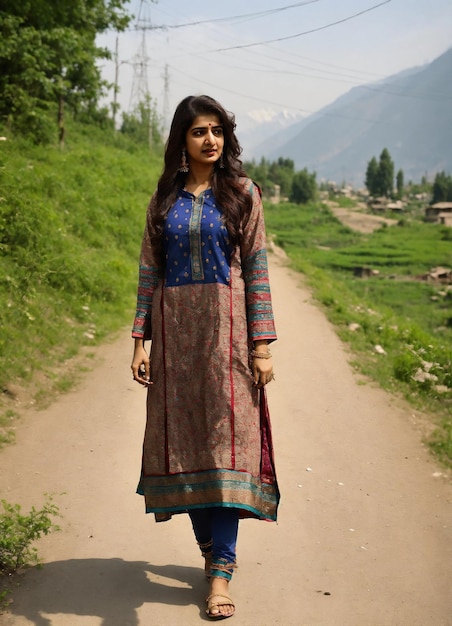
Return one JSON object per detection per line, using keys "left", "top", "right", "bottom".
{"left": 206, "top": 593, "right": 234, "bottom": 607}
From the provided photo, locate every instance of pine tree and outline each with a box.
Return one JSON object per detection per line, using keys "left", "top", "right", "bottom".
{"left": 396, "top": 169, "right": 404, "bottom": 199}
{"left": 432, "top": 172, "right": 452, "bottom": 203}
{"left": 365, "top": 156, "right": 379, "bottom": 196}
{"left": 377, "top": 148, "right": 394, "bottom": 197}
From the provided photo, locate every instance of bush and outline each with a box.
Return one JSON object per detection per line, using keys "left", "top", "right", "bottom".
{"left": 393, "top": 351, "right": 421, "bottom": 383}
{"left": 0, "top": 496, "right": 60, "bottom": 576}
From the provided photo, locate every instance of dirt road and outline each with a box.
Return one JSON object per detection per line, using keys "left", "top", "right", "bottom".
{"left": 328, "top": 203, "right": 398, "bottom": 234}
{"left": 1, "top": 254, "right": 451, "bottom": 626}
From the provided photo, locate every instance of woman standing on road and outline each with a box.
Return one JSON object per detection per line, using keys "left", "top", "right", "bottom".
{"left": 131, "top": 94, "right": 279, "bottom": 620}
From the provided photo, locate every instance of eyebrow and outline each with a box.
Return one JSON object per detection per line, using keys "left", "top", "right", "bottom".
{"left": 191, "top": 125, "right": 223, "bottom": 131}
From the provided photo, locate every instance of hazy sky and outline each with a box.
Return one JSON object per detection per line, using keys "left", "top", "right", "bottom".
{"left": 97, "top": 0, "right": 452, "bottom": 131}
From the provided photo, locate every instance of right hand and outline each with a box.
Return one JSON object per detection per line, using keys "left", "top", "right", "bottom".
{"left": 131, "top": 339, "right": 152, "bottom": 387}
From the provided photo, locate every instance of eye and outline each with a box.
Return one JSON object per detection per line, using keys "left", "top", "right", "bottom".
{"left": 213, "top": 128, "right": 223, "bottom": 136}
{"left": 192, "top": 129, "right": 204, "bottom": 137}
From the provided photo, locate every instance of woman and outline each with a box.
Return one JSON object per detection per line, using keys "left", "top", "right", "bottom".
{"left": 131, "top": 95, "right": 279, "bottom": 620}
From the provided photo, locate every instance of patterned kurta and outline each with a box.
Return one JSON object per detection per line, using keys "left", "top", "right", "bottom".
{"left": 132, "top": 178, "right": 279, "bottom": 522}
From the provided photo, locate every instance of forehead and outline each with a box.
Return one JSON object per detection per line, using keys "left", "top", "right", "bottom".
{"left": 188, "top": 114, "right": 222, "bottom": 129}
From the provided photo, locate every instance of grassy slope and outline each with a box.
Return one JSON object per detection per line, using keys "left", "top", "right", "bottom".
{"left": 0, "top": 122, "right": 162, "bottom": 438}
{"left": 264, "top": 201, "right": 452, "bottom": 466}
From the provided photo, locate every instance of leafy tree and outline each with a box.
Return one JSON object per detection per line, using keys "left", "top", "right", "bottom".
{"left": 290, "top": 168, "right": 317, "bottom": 204}
{"left": 269, "top": 157, "right": 295, "bottom": 197}
{"left": 396, "top": 169, "right": 404, "bottom": 199}
{"left": 0, "top": 1, "right": 130, "bottom": 143}
{"left": 365, "top": 156, "right": 379, "bottom": 196}
{"left": 432, "top": 171, "right": 452, "bottom": 203}
{"left": 244, "top": 157, "right": 297, "bottom": 198}
{"left": 244, "top": 158, "right": 274, "bottom": 195}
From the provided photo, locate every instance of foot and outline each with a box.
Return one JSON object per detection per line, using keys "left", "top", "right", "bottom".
{"left": 206, "top": 577, "right": 235, "bottom": 620}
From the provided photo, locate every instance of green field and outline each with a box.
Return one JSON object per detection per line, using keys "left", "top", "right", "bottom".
{"left": 264, "top": 201, "right": 452, "bottom": 466}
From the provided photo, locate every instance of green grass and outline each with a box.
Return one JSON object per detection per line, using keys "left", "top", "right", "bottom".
{"left": 265, "top": 201, "right": 452, "bottom": 467}
{"left": 0, "top": 120, "right": 163, "bottom": 437}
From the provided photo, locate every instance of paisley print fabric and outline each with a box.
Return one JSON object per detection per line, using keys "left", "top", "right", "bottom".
{"left": 132, "top": 178, "right": 279, "bottom": 521}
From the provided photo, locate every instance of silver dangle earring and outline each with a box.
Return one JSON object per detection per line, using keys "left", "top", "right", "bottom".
{"left": 219, "top": 153, "right": 225, "bottom": 169}
{"left": 179, "top": 148, "right": 189, "bottom": 173}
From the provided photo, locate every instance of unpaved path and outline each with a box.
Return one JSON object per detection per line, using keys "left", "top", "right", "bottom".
{"left": 1, "top": 255, "right": 451, "bottom": 626}
{"left": 328, "top": 202, "right": 398, "bottom": 234}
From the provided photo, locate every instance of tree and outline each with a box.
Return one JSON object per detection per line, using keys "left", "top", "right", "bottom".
{"left": 268, "top": 157, "right": 295, "bottom": 197}
{"left": 365, "top": 156, "right": 379, "bottom": 196}
{"left": 243, "top": 158, "right": 275, "bottom": 195}
{"left": 365, "top": 149, "right": 395, "bottom": 197}
{"left": 290, "top": 168, "right": 317, "bottom": 204}
{"left": 120, "top": 97, "right": 163, "bottom": 149}
{"left": 432, "top": 172, "right": 452, "bottom": 203}
{"left": 396, "top": 169, "right": 404, "bottom": 199}
{"left": 0, "top": 1, "right": 130, "bottom": 143}
{"left": 376, "top": 148, "right": 394, "bottom": 197}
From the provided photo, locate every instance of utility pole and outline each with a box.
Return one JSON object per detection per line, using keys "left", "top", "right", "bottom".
{"left": 112, "top": 33, "right": 120, "bottom": 130}
{"left": 162, "top": 63, "right": 170, "bottom": 140}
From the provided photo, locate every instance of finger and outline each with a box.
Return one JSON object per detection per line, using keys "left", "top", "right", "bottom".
{"left": 252, "top": 363, "right": 259, "bottom": 385}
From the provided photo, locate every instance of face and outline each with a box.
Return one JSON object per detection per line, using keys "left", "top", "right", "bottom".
{"left": 185, "top": 114, "right": 224, "bottom": 167}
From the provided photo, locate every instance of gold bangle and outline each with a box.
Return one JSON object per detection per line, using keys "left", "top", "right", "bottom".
{"left": 250, "top": 349, "right": 272, "bottom": 359}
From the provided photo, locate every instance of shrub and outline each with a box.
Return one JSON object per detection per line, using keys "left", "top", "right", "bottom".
{"left": 0, "top": 496, "right": 60, "bottom": 576}
{"left": 393, "top": 352, "right": 421, "bottom": 383}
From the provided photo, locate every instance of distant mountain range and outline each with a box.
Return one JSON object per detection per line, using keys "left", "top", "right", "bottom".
{"left": 238, "top": 108, "right": 304, "bottom": 157}
{"left": 243, "top": 48, "right": 452, "bottom": 187}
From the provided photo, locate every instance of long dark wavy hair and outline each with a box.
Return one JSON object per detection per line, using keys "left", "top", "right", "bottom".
{"left": 151, "top": 95, "right": 252, "bottom": 266}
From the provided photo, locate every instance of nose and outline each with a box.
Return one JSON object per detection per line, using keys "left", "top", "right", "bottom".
{"left": 205, "top": 130, "right": 216, "bottom": 145}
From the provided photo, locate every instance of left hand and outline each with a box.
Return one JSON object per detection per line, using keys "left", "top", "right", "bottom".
{"left": 252, "top": 355, "right": 274, "bottom": 388}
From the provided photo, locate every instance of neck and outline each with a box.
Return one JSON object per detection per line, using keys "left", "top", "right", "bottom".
{"left": 185, "top": 163, "right": 214, "bottom": 187}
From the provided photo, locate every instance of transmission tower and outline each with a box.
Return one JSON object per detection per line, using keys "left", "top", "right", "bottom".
{"left": 128, "top": 0, "right": 153, "bottom": 112}
{"left": 128, "top": 0, "right": 160, "bottom": 149}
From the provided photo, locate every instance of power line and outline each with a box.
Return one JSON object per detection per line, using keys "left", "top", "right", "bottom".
{"left": 166, "top": 63, "right": 386, "bottom": 126}
{"left": 132, "top": 0, "right": 324, "bottom": 31}
{"left": 214, "top": 1, "right": 393, "bottom": 51}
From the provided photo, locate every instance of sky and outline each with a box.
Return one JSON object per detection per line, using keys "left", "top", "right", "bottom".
{"left": 97, "top": 0, "right": 452, "bottom": 133}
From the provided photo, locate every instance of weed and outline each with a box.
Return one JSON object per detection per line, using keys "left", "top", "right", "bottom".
{"left": 0, "top": 410, "right": 18, "bottom": 448}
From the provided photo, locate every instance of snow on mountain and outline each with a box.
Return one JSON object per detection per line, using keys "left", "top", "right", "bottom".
{"left": 236, "top": 109, "right": 304, "bottom": 160}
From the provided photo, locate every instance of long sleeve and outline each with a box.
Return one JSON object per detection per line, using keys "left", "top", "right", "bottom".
{"left": 131, "top": 194, "right": 160, "bottom": 340}
{"left": 240, "top": 179, "right": 277, "bottom": 344}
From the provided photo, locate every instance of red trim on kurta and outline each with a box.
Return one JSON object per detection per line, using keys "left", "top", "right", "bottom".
{"left": 229, "top": 285, "right": 236, "bottom": 469}
{"left": 160, "top": 288, "right": 170, "bottom": 474}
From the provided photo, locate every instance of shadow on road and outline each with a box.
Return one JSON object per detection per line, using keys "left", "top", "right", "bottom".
{"left": 8, "top": 558, "right": 208, "bottom": 625}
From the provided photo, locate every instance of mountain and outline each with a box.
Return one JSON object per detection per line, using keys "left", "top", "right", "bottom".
{"left": 254, "top": 48, "right": 452, "bottom": 186}
{"left": 237, "top": 109, "right": 304, "bottom": 160}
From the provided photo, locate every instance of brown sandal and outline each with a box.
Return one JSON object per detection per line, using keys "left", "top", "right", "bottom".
{"left": 206, "top": 593, "right": 235, "bottom": 620}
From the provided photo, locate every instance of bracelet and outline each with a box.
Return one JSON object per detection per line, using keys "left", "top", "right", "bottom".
{"left": 250, "top": 349, "right": 272, "bottom": 359}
